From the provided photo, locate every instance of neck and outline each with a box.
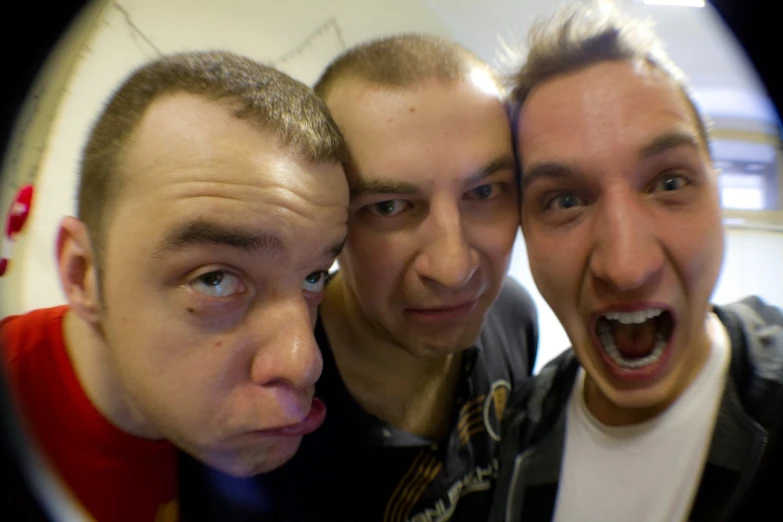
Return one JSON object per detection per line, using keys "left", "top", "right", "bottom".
{"left": 321, "top": 274, "right": 463, "bottom": 439}
{"left": 63, "top": 309, "right": 159, "bottom": 439}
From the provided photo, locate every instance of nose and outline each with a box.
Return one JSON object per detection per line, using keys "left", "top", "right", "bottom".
{"left": 413, "top": 202, "right": 479, "bottom": 289}
{"left": 249, "top": 297, "right": 323, "bottom": 391}
{"left": 589, "top": 190, "right": 664, "bottom": 292}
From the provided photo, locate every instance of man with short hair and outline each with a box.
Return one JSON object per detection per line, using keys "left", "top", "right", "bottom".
{"left": 198, "top": 33, "right": 539, "bottom": 522}
{"left": 1, "top": 50, "right": 349, "bottom": 522}
{"left": 490, "top": 3, "right": 783, "bottom": 521}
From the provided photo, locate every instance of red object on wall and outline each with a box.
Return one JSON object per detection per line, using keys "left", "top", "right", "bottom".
{"left": 6, "top": 184, "right": 34, "bottom": 238}
{"left": 0, "top": 184, "right": 35, "bottom": 276}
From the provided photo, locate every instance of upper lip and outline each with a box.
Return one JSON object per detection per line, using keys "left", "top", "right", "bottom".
{"left": 257, "top": 389, "right": 315, "bottom": 432}
{"left": 590, "top": 302, "right": 673, "bottom": 327}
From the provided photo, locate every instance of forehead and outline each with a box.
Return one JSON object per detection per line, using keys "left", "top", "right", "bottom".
{"left": 112, "top": 93, "right": 348, "bottom": 253}
{"left": 122, "top": 93, "right": 344, "bottom": 204}
{"left": 326, "top": 78, "right": 512, "bottom": 186}
{"left": 517, "top": 61, "right": 703, "bottom": 168}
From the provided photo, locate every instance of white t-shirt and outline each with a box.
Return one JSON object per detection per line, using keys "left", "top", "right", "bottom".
{"left": 553, "top": 313, "right": 730, "bottom": 522}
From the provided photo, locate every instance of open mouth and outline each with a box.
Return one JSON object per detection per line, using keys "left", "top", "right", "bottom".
{"left": 595, "top": 308, "right": 675, "bottom": 371}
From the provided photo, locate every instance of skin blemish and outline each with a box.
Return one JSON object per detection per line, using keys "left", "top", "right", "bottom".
{"left": 408, "top": 106, "right": 416, "bottom": 113}
{"left": 187, "top": 307, "right": 195, "bottom": 313}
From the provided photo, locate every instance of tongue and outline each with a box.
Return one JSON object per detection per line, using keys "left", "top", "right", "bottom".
{"left": 610, "top": 320, "right": 658, "bottom": 358}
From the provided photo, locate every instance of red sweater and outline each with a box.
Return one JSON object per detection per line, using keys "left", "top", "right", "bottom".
{"left": 1, "top": 306, "right": 178, "bottom": 521}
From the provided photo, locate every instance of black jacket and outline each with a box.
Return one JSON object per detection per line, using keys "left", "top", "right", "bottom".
{"left": 489, "top": 296, "right": 783, "bottom": 522}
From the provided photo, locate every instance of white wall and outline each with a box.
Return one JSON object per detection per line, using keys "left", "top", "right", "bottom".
{"left": 5, "top": 0, "right": 454, "bottom": 314}
{"left": 2, "top": 0, "right": 781, "bottom": 373}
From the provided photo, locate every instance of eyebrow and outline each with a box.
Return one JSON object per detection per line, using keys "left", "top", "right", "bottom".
{"left": 469, "top": 154, "right": 516, "bottom": 184}
{"left": 156, "top": 220, "right": 346, "bottom": 266}
{"left": 350, "top": 179, "right": 418, "bottom": 199}
{"left": 520, "top": 132, "right": 701, "bottom": 192}
{"left": 324, "top": 238, "right": 347, "bottom": 261}
{"left": 520, "top": 162, "right": 575, "bottom": 193}
{"left": 155, "top": 221, "right": 288, "bottom": 259}
{"left": 638, "top": 132, "right": 700, "bottom": 160}
{"left": 349, "top": 154, "right": 516, "bottom": 199}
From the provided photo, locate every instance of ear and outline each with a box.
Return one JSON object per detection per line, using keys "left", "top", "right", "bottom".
{"left": 56, "top": 216, "right": 102, "bottom": 325}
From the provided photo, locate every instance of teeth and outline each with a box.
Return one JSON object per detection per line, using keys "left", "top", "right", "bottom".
{"left": 597, "top": 321, "right": 667, "bottom": 370}
{"left": 604, "top": 308, "right": 663, "bottom": 324}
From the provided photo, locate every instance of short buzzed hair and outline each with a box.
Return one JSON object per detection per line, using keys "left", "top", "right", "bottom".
{"left": 79, "top": 50, "right": 347, "bottom": 274}
{"left": 313, "top": 33, "right": 503, "bottom": 99}
{"left": 507, "top": 1, "right": 710, "bottom": 151}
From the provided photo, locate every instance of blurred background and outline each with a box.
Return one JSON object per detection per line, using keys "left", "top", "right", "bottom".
{"left": 1, "top": 0, "right": 780, "bottom": 373}
{"left": 0, "top": 0, "right": 780, "bottom": 518}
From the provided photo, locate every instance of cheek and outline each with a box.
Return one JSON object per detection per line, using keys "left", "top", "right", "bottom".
{"left": 111, "top": 326, "right": 236, "bottom": 426}
{"left": 525, "top": 229, "right": 573, "bottom": 289}
{"left": 104, "top": 297, "right": 238, "bottom": 383}
{"left": 667, "top": 214, "right": 724, "bottom": 297}
{"left": 467, "top": 213, "right": 518, "bottom": 260}
{"left": 343, "top": 229, "right": 409, "bottom": 283}
{"left": 525, "top": 230, "right": 588, "bottom": 325}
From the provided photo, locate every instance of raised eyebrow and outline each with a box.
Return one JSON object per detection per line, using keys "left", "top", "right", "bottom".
{"left": 155, "top": 220, "right": 288, "bottom": 259}
{"left": 638, "top": 132, "right": 700, "bottom": 160}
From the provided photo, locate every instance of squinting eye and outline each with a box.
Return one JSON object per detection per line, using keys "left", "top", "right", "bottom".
{"left": 466, "top": 183, "right": 500, "bottom": 201}
{"left": 190, "top": 270, "right": 244, "bottom": 298}
{"left": 546, "top": 193, "right": 585, "bottom": 211}
{"left": 652, "top": 174, "right": 688, "bottom": 193}
{"left": 302, "top": 271, "right": 329, "bottom": 293}
{"left": 368, "top": 200, "right": 408, "bottom": 217}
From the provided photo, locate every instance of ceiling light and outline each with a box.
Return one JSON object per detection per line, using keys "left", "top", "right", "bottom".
{"left": 642, "top": 0, "right": 705, "bottom": 6}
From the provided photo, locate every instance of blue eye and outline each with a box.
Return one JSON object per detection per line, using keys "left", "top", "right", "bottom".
{"left": 546, "top": 193, "right": 585, "bottom": 211}
{"left": 467, "top": 184, "right": 497, "bottom": 200}
{"left": 302, "top": 271, "right": 328, "bottom": 293}
{"left": 190, "top": 270, "right": 244, "bottom": 298}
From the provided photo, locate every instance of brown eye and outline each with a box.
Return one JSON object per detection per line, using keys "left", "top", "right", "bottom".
{"left": 545, "top": 193, "right": 585, "bottom": 211}
{"left": 368, "top": 200, "right": 409, "bottom": 217}
{"left": 652, "top": 174, "right": 689, "bottom": 193}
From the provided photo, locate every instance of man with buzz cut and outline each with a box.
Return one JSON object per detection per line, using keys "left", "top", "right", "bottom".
{"left": 490, "top": 3, "right": 783, "bottom": 521}
{"left": 1, "top": 50, "right": 350, "bottom": 522}
{"left": 186, "top": 33, "right": 539, "bottom": 522}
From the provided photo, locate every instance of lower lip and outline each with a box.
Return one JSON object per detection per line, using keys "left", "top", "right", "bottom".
{"left": 260, "top": 398, "right": 327, "bottom": 437}
{"left": 404, "top": 300, "right": 479, "bottom": 323}
{"left": 591, "top": 329, "right": 676, "bottom": 385}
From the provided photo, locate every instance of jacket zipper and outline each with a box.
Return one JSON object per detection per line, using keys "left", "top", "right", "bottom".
{"left": 505, "top": 449, "right": 531, "bottom": 522}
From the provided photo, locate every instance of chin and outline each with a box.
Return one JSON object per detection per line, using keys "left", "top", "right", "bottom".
{"left": 252, "top": 439, "right": 303, "bottom": 473}
{"left": 198, "top": 436, "right": 304, "bottom": 477}
{"left": 413, "top": 329, "right": 479, "bottom": 357}
{"left": 598, "top": 373, "right": 680, "bottom": 412}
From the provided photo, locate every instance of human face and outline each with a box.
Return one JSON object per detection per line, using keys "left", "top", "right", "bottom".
{"left": 97, "top": 93, "right": 348, "bottom": 475}
{"left": 518, "top": 61, "right": 724, "bottom": 424}
{"left": 325, "top": 77, "right": 518, "bottom": 358}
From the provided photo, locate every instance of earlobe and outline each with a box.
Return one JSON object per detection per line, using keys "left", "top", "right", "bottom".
{"left": 57, "top": 216, "right": 102, "bottom": 325}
